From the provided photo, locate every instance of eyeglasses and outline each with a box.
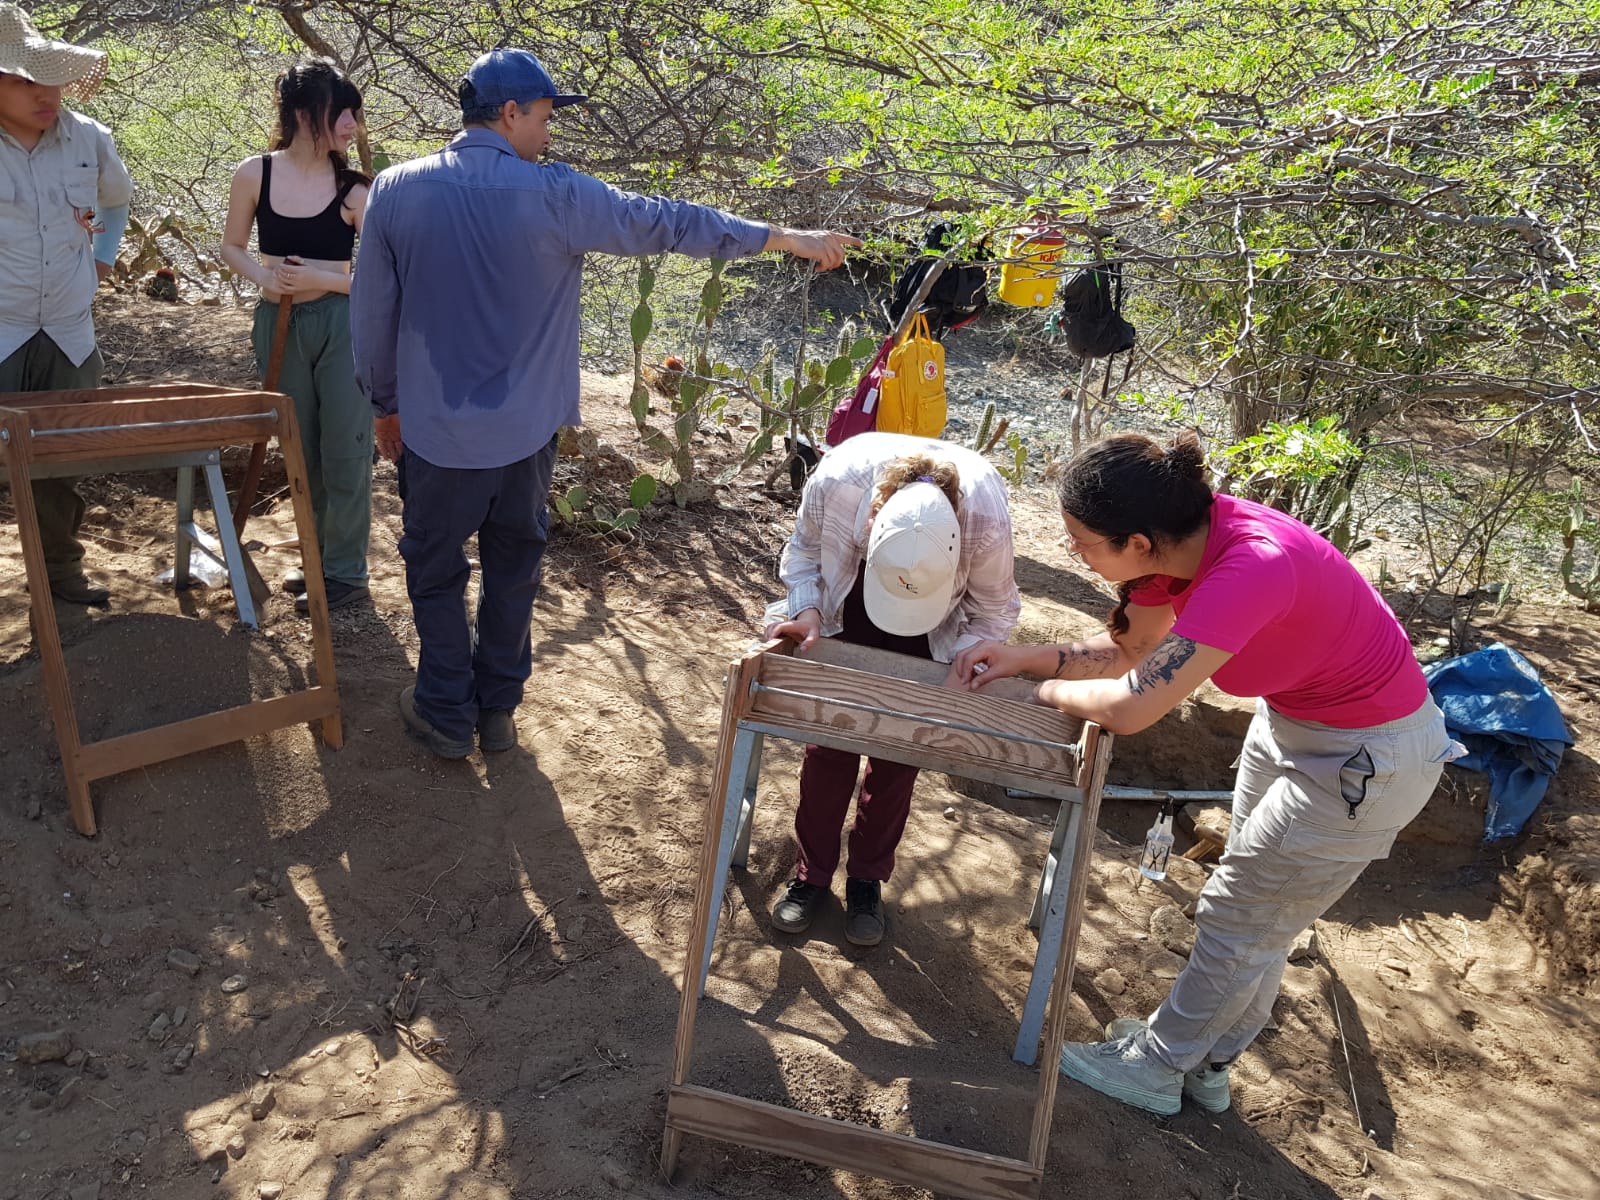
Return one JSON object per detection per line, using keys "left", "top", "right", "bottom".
{"left": 1060, "top": 532, "right": 1112, "bottom": 561}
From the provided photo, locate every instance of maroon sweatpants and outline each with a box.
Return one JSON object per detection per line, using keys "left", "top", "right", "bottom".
{"left": 793, "top": 564, "right": 934, "bottom": 886}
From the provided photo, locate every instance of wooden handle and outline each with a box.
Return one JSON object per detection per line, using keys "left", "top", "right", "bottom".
{"left": 263, "top": 293, "right": 294, "bottom": 391}
{"left": 234, "top": 295, "right": 294, "bottom": 536}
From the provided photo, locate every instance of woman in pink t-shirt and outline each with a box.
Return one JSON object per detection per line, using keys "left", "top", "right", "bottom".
{"left": 954, "top": 431, "right": 1458, "bottom": 1117}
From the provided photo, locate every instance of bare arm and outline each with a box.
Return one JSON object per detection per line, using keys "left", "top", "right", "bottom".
{"left": 950, "top": 600, "right": 1176, "bottom": 688}
{"left": 219, "top": 159, "right": 273, "bottom": 290}
{"left": 1036, "top": 632, "right": 1233, "bottom": 734}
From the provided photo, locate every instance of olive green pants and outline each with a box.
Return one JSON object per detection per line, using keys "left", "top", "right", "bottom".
{"left": 0, "top": 331, "right": 103, "bottom": 586}
{"left": 253, "top": 293, "right": 371, "bottom": 586}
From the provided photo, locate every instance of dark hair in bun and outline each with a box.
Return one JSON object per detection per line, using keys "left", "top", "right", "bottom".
{"left": 1056, "top": 431, "right": 1214, "bottom": 637}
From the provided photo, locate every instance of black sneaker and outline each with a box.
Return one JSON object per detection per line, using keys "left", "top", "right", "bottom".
{"left": 282, "top": 568, "right": 307, "bottom": 596}
{"left": 770, "top": 879, "right": 826, "bottom": 934}
{"left": 844, "top": 878, "right": 885, "bottom": 947}
{"left": 296, "top": 579, "right": 371, "bottom": 614}
{"left": 49, "top": 576, "right": 110, "bottom": 606}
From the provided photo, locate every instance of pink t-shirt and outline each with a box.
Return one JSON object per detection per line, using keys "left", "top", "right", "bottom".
{"left": 1129, "top": 494, "right": 1425, "bottom": 728}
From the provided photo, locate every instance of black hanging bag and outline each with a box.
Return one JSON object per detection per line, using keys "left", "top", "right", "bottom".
{"left": 1058, "top": 261, "right": 1136, "bottom": 359}
{"left": 888, "top": 220, "right": 990, "bottom": 338}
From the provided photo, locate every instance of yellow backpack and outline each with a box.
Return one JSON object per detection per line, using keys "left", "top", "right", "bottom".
{"left": 877, "top": 312, "right": 947, "bottom": 438}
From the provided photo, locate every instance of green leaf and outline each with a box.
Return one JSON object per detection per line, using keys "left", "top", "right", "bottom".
{"left": 849, "top": 335, "right": 880, "bottom": 359}
{"left": 613, "top": 508, "right": 641, "bottom": 530}
{"left": 629, "top": 302, "right": 654, "bottom": 349}
{"left": 636, "top": 259, "right": 656, "bottom": 301}
{"left": 824, "top": 355, "right": 854, "bottom": 387}
{"left": 565, "top": 485, "right": 589, "bottom": 511}
{"left": 629, "top": 473, "right": 658, "bottom": 509}
{"left": 629, "top": 382, "right": 649, "bottom": 425}
{"left": 552, "top": 496, "right": 574, "bottom": 521}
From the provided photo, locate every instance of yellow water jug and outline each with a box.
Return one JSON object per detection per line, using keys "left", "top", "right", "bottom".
{"left": 998, "top": 224, "right": 1067, "bottom": 307}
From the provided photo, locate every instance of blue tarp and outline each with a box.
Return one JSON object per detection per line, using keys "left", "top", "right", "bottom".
{"left": 1423, "top": 642, "right": 1573, "bottom": 841}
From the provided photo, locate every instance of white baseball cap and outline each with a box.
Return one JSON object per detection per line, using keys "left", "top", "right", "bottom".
{"left": 863, "top": 481, "right": 961, "bottom": 636}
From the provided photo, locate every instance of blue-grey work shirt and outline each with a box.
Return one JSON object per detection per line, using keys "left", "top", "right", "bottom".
{"left": 350, "top": 128, "right": 770, "bottom": 470}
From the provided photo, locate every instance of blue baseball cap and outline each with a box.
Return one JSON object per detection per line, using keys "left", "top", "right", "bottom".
{"left": 460, "top": 49, "right": 587, "bottom": 114}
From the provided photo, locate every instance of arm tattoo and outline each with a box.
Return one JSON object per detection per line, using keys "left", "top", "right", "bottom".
{"left": 1053, "top": 644, "right": 1122, "bottom": 679}
{"left": 1129, "top": 634, "right": 1200, "bottom": 696}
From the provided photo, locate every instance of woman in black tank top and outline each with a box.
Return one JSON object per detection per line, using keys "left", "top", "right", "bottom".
{"left": 220, "top": 58, "right": 374, "bottom": 611}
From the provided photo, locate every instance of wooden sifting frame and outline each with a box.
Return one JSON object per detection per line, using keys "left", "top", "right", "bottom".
{"left": 0, "top": 383, "right": 342, "bottom": 836}
{"left": 662, "top": 638, "right": 1112, "bottom": 1200}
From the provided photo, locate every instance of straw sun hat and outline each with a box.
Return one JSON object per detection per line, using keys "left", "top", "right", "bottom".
{"left": 0, "top": 3, "right": 107, "bottom": 100}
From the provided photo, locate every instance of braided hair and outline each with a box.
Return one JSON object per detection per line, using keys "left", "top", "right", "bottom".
{"left": 1056, "top": 431, "right": 1212, "bottom": 638}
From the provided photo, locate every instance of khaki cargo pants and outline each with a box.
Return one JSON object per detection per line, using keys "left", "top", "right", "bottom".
{"left": 1146, "top": 697, "right": 1459, "bottom": 1073}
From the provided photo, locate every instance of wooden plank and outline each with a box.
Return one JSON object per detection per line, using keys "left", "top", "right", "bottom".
{"left": 23, "top": 419, "right": 280, "bottom": 464}
{"left": 75, "top": 688, "right": 339, "bottom": 781}
{"left": 661, "top": 645, "right": 770, "bottom": 1177}
{"left": 801, "top": 638, "right": 1051, "bottom": 710}
{"left": 667, "top": 1085, "right": 1041, "bottom": 1200}
{"left": 1027, "top": 723, "right": 1112, "bottom": 1169}
{"left": 16, "top": 393, "right": 284, "bottom": 430}
{"left": 0, "top": 382, "right": 251, "bottom": 408}
{"left": 752, "top": 656, "right": 1079, "bottom": 783}
{"left": 0, "top": 449, "right": 221, "bottom": 485}
{"left": 277, "top": 398, "right": 343, "bottom": 747}
{"left": 0, "top": 411, "right": 96, "bottom": 836}
{"left": 1075, "top": 723, "right": 1100, "bottom": 790}
{"left": 740, "top": 719, "right": 1084, "bottom": 801}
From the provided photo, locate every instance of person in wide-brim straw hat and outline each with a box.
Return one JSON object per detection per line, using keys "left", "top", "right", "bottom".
{"left": 1, "top": 1, "right": 131, "bottom": 606}
{"left": 0, "top": 2, "right": 107, "bottom": 99}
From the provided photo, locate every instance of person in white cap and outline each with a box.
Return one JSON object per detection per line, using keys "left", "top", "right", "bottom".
{"left": 761, "top": 431, "right": 1020, "bottom": 946}
{"left": 0, "top": 3, "right": 131, "bottom": 605}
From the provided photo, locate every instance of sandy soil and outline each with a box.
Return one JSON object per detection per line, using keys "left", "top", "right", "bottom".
{"left": 1, "top": 293, "right": 1596, "bottom": 1200}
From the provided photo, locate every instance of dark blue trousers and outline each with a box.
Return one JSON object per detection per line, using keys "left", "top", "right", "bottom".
{"left": 397, "top": 440, "right": 558, "bottom": 741}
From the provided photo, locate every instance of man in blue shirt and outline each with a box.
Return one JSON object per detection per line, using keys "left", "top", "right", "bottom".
{"left": 351, "top": 48, "right": 857, "bottom": 759}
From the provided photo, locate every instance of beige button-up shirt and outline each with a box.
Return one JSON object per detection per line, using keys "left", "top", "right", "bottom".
{"left": 0, "top": 109, "right": 133, "bottom": 366}
{"left": 762, "top": 431, "right": 1022, "bottom": 663}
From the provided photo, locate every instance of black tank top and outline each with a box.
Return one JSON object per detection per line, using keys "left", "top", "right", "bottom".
{"left": 255, "top": 153, "right": 358, "bottom": 262}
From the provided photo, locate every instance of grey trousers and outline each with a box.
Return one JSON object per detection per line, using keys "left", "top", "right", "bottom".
{"left": 0, "top": 331, "right": 104, "bottom": 584}
{"left": 1146, "top": 697, "right": 1457, "bottom": 1073}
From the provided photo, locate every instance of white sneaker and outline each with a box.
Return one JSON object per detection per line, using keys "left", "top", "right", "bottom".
{"left": 1058, "top": 1029, "right": 1182, "bottom": 1116}
{"left": 1103, "top": 1016, "right": 1232, "bottom": 1113}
